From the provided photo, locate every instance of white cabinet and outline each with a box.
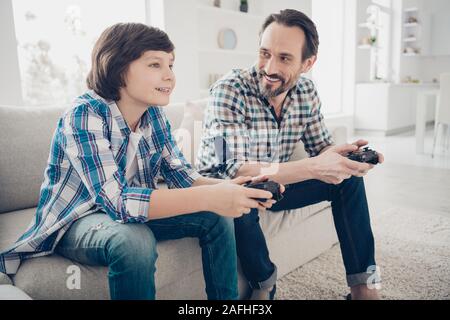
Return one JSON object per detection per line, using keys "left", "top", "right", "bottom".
{"left": 355, "top": 83, "right": 438, "bottom": 134}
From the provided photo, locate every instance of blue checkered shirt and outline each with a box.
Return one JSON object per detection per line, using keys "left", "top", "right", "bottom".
{"left": 0, "top": 90, "right": 200, "bottom": 275}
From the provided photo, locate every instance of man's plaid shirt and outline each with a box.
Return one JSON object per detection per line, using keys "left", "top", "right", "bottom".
{"left": 196, "top": 65, "right": 334, "bottom": 178}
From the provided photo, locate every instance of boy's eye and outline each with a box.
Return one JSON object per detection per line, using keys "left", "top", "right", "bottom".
{"left": 149, "top": 63, "right": 160, "bottom": 68}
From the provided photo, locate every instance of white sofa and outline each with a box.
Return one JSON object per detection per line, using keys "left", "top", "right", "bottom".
{"left": 0, "top": 99, "right": 343, "bottom": 299}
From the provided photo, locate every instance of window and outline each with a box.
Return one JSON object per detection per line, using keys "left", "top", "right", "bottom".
{"left": 12, "top": 0, "right": 146, "bottom": 106}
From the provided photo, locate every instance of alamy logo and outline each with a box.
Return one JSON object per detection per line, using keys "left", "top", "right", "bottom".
{"left": 66, "top": 265, "right": 81, "bottom": 290}
{"left": 366, "top": 265, "right": 382, "bottom": 290}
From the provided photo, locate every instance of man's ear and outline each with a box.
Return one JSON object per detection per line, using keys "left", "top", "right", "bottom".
{"left": 300, "top": 55, "right": 317, "bottom": 73}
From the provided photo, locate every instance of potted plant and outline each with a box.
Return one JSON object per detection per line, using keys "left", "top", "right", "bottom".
{"left": 240, "top": 0, "right": 248, "bottom": 13}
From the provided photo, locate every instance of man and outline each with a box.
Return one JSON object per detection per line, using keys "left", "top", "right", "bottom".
{"left": 196, "top": 9, "right": 384, "bottom": 300}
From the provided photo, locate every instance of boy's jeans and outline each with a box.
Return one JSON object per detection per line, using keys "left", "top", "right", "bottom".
{"left": 56, "top": 211, "right": 238, "bottom": 300}
{"left": 234, "top": 176, "right": 380, "bottom": 290}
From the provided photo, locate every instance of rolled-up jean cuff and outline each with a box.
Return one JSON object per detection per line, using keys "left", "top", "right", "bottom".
{"left": 249, "top": 265, "right": 277, "bottom": 290}
{"left": 346, "top": 270, "right": 382, "bottom": 287}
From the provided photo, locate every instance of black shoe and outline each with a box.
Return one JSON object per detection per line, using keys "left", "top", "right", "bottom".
{"left": 269, "top": 284, "right": 277, "bottom": 300}
{"left": 346, "top": 293, "right": 352, "bottom": 300}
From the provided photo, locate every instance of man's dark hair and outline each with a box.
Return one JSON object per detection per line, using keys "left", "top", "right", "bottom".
{"left": 87, "top": 23, "right": 174, "bottom": 101}
{"left": 260, "top": 9, "right": 319, "bottom": 60}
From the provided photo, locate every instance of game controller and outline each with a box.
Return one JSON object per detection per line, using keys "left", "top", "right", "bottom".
{"left": 347, "top": 147, "right": 379, "bottom": 165}
{"left": 244, "top": 180, "right": 284, "bottom": 202}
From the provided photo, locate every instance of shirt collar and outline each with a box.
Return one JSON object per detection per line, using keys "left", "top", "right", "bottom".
{"left": 88, "top": 90, "right": 154, "bottom": 136}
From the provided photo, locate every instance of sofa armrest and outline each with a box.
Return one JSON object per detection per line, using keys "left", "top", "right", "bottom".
{"left": 0, "top": 285, "right": 32, "bottom": 300}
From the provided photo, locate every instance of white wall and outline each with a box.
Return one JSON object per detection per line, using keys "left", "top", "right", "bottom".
{"left": 420, "top": 0, "right": 450, "bottom": 82}
{"left": 147, "top": 0, "right": 200, "bottom": 104}
{"left": 262, "top": 0, "right": 311, "bottom": 16}
{"left": 422, "top": 57, "right": 450, "bottom": 82}
{"left": 355, "top": 0, "right": 372, "bottom": 83}
{"left": 0, "top": 0, "right": 23, "bottom": 105}
{"left": 150, "top": 0, "right": 313, "bottom": 103}
{"left": 312, "top": 0, "right": 345, "bottom": 115}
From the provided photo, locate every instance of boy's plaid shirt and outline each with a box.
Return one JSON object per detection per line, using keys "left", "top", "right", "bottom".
{"left": 0, "top": 90, "right": 200, "bottom": 275}
{"left": 196, "top": 65, "right": 334, "bottom": 178}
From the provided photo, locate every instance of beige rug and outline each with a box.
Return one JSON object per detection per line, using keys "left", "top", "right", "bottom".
{"left": 277, "top": 206, "right": 450, "bottom": 300}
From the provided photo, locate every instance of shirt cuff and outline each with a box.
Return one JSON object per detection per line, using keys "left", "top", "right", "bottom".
{"left": 224, "top": 160, "right": 244, "bottom": 179}
{"left": 182, "top": 168, "right": 202, "bottom": 187}
{"left": 123, "top": 187, "right": 153, "bottom": 222}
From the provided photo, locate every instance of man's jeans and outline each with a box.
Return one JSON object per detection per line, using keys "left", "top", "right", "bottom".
{"left": 56, "top": 211, "right": 238, "bottom": 300}
{"left": 234, "top": 176, "right": 379, "bottom": 289}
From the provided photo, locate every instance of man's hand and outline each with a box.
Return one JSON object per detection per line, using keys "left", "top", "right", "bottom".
{"left": 349, "top": 139, "right": 385, "bottom": 164}
{"left": 310, "top": 141, "right": 382, "bottom": 185}
{"left": 323, "top": 139, "right": 384, "bottom": 175}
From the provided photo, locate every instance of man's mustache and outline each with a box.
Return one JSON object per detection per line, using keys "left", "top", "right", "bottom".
{"left": 259, "top": 71, "right": 285, "bottom": 82}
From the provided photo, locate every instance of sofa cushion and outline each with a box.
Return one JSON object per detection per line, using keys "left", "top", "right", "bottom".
{"left": 162, "top": 102, "right": 185, "bottom": 130}
{"left": 0, "top": 208, "right": 35, "bottom": 252}
{"left": 13, "top": 237, "right": 203, "bottom": 300}
{"left": 0, "top": 206, "right": 205, "bottom": 299}
{"left": 0, "top": 105, "right": 67, "bottom": 213}
{"left": 173, "top": 99, "right": 208, "bottom": 164}
{"left": 260, "top": 202, "right": 331, "bottom": 239}
{"left": 0, "top": 285, "right": 32, "bottom": 300}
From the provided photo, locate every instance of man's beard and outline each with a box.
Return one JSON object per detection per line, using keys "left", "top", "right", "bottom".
{"left": 258, "top": 70, "right": 294, "bottom": 99}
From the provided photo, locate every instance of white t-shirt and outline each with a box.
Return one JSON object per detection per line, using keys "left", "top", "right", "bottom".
{"left": 125, "top": 127, "right": 143, "bottom": 186}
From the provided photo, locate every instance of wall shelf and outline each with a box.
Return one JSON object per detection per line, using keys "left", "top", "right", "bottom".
{"left": 358, "top": 45, "right": 381, "bottom": 50}
{"left": 402, "top": 7, "right": 421, "bottom": 57}
{"left": 403, "top": 22, "right": 419, "bottom": 27}
{"left": 197, "top": 5, "right": 262, "bottom": 21}
{"left": 198, "top": 48, "right": 256, "bottom": 57}
{"left": 403, "top": 53, "right": 421, "bottom": 57}
{"left": 358, "top": 22, "right": 382, "bottom": 29}
{"left": 404, "top": 7, "right": 419, "bottom": 13}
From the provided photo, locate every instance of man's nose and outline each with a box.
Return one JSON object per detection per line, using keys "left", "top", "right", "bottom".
{"left": 264, "top": 57, "right": 279, "bottom": 76}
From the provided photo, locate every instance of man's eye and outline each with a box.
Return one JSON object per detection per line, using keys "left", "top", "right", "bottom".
{"left": 169, "top": 64, "right": 174, "bottom": 70}
{"left": 149, "top": 63, "right": 160, "bottom": 68}
{"left": 260, "top": 52, "right": 270, "bottom": 58}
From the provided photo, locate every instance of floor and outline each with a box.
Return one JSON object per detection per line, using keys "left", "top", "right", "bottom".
{"left": 277, "top": 127, "right": 450, "bottom": 299}
{"left": 351, "top": 127, "right": 450, "bottom": 218}
{"left": 354, "top": 125, "right": 450, "bottom": 170}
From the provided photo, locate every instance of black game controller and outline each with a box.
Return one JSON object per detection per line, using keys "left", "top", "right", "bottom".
{"left": 244, "top": 180, "right": 283, "bottom": 202}
{"left": 347, "top": 147, "right": 379, "bottom": 165}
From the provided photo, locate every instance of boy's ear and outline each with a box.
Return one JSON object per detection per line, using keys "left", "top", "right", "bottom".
{"left": 301, "top": 55, "right": 317, "bottom": 73}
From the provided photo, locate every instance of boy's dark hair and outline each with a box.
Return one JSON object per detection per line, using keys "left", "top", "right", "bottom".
{"left": 87, "top": 23, "right": 174, "bottom": 101}
{"left": 260, "top": 9, "right": 319, "bottom": 60}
